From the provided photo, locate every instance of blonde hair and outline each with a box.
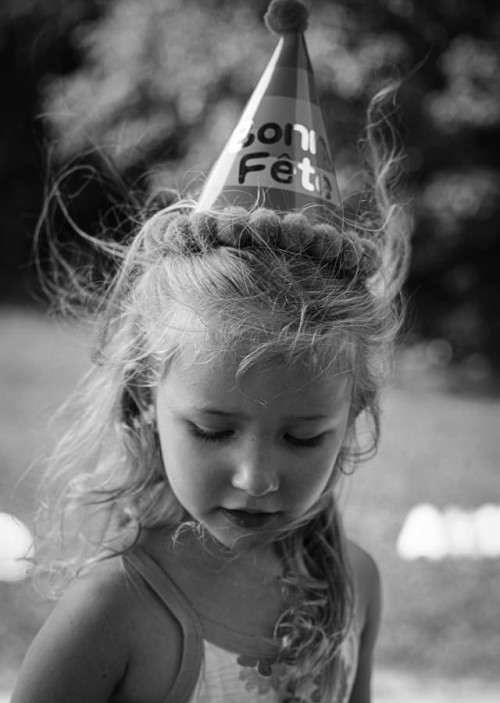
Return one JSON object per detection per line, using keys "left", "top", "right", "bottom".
{"left": 33, "top": 86, "right": 410, "bottom": 700}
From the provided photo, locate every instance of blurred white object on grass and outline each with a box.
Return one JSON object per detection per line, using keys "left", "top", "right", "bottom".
{"left": 397, "top": 503, "right": 500, "bottom": 560}
{"left": 0, "top": 511, "right": 33, "bottom": 581}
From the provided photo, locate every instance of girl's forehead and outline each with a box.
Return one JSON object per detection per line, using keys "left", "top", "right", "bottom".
{"left": 161, "top": 347, "right": 352, "bottom": 412}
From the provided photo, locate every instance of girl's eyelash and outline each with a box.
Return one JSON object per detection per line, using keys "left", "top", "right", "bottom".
{"left": 188, "top": 424, "right": 326, "bottom": 448}
{"left": 286, "top": 433, "right": 326, "bottom": 448}
{"left": 188, "top": 424, "right": 233, "bottom": 443}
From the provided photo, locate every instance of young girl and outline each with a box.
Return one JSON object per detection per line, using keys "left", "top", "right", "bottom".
{"left": 13, "top": 2, "right": 409, "bottom": 702}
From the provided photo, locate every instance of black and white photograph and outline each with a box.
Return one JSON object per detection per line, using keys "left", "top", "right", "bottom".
{"left": 1, "top": 1, "right": 499, "bottom": 701}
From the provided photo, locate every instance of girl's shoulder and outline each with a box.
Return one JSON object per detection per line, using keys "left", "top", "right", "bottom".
{"left": 12, "top": 558, "right": 131, "bottom": 702}
{"left": 345, "top": 539, "right": 381, "bottom": 585}
{"left": 342, "top": 540, "right": 382, "bottom": 702}
{"left": 75, "top": 557, "right": 184, "bottom": 701}
{"left": 51, "top": 556, "right": 163, "bottom": 649}
{"left": 345, "top": 539, "right": 382, "bottom": 632}
{"left": 13, "top": 557, "right": 183, "bottom": 703}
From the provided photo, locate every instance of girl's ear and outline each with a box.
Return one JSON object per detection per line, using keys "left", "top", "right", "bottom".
{"left": 121, "top": 375, "right": 154, "bottom": 428}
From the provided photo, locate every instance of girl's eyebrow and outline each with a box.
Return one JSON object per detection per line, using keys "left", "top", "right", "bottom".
{"left": 193, "top": 406, "right": 337, "bottom": 421}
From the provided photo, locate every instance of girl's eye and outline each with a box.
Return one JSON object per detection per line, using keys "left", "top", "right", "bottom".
{"left": 285, "top": 433, "right": 326, "bottom": 448}
{"left": 188, "top": 424, "right": 233, "bottom": 443}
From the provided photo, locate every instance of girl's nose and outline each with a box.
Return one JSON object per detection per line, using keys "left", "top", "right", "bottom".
{"left": 231, "top": 442, "right": 279, "bottom": 497}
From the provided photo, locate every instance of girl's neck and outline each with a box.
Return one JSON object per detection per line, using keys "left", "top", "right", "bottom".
{"left": 139, "top": 526, "right": 286, "bottom": 640}
{"left": 142, "top": 526, "right": 282, "bottom": 582}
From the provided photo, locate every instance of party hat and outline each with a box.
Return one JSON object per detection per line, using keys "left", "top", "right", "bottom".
{"left": 197, "top": 0, "right": 340, "bottom": 219}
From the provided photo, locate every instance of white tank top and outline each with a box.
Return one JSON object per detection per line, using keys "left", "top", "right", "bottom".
{"left": 124, "top": 548, "right": 360, "bottom": 702}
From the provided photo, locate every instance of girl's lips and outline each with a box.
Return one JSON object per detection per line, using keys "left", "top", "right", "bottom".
{"left": 220, "top": 508, "right": 280, "bottom": 530}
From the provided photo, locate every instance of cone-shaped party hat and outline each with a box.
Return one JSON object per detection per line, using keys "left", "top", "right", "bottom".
{"left": 197, "top": 0, "right": 340, "bottom": 219}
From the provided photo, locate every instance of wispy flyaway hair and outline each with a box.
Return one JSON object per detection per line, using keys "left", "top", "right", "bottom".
{"left": 32, "top": 83, "right": 410, "bottom": 702}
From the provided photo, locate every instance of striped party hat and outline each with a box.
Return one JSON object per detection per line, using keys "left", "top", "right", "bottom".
{"left": 197, "top": 0, "right": 340, "bottom": 219}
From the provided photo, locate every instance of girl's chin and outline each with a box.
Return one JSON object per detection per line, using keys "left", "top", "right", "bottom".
{"left": 173, "top": 508, "right": 305, "bottom": 551}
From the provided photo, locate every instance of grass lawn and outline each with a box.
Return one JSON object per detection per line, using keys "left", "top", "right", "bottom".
{"left": 342, "top": 374, "right": 500, "bottom": 680}
{"left": 1, "top": 308, "right": 499, "bottom": 692}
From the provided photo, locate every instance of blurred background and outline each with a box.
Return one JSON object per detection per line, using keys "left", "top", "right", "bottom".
{"left": 1, "top": 0, "right": 499, "bottom": 700}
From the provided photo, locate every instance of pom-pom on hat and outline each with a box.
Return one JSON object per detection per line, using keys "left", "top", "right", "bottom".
{"left": 198, "top": 0, "right": 340, "bottom": 220}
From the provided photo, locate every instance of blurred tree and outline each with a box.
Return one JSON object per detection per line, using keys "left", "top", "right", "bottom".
{"left": 0, "top": 0, "right": 106, "bottom": 301}
{"left": 2, "top": 0, "right": 500, "bottom": 372}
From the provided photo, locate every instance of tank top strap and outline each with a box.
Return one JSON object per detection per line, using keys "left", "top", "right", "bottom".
{"left": 122, "top": 546, "right": 204, "bottom": 703}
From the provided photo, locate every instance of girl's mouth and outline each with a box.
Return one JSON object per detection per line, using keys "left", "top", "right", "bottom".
{"left": 220, "top": 508, "right": 280, "bottom": 530}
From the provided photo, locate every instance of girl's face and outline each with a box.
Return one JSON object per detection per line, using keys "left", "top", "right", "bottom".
{"left": 155, "top": 350, "right": 352, "bottom": 549}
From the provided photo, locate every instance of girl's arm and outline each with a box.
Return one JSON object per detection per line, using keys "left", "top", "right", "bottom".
{"left": 11, "top": 569, "right": 131, "bottom": 703}
{"left": 347, "top": 544, "right": 382, "bottom": 703}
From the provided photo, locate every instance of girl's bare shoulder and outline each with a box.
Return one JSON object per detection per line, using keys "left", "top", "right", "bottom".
{"left": 45, "top": 556, "right": 172, "bottom": 652}
{"left": 345, "top": 539, "right": 382, "bottom": 629}
{"left": 344, "top": 540, "right": 382, "bottom": 702}
{"left": 12, "top": 557, "right": 183, "bottom": 703}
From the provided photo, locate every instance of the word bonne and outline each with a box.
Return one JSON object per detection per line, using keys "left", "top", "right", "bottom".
{"left": 230, "top": 119, "right": 324, "bottom": 156}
